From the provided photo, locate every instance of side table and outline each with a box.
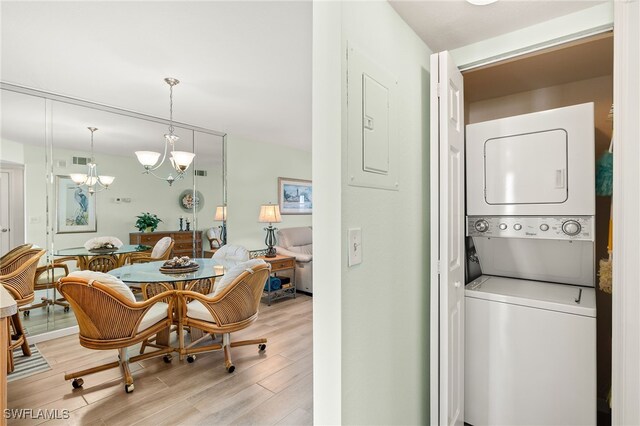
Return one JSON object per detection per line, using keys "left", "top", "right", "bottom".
{"left": 257, "top": 254, "right": 296, "bottom": 306}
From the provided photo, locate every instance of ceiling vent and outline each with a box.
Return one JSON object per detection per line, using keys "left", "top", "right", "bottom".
{"left": 195, "top": 169, "right": 207, "bottom": 177}
{"left": 72, "top": 156, "right": 91, "bottom": 165}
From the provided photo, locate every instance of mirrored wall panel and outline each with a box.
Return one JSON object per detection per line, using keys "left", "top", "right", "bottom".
{"left": 0, "top": 86, "right": 225, "bottom": 336}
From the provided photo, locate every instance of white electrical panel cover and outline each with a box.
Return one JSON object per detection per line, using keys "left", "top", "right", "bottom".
{"left": 466, "top": 102, "right": 595, "bottom": 216}
{"left": 347, "top": 43, "right": 398, "bottom": 191}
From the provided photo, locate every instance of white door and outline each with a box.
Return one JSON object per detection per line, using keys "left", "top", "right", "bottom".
{"left": 430, "top": 51, "right": 465, "bottom": 426}
{"left": 0, "top": 171, "right": 11, "bottom": 256}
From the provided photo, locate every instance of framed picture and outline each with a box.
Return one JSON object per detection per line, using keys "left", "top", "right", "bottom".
{"left": 56, "top": 175, "right": 97, "bottom": 234}
{"left": 278, "top": 177, "right": 312, "bottom": 215}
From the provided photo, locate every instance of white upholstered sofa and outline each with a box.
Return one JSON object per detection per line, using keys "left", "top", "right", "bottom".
{"left": 275, "top": 227, "right": 312, "bottom": 293}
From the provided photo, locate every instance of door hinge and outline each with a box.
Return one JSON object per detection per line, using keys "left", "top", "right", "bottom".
{"left": 436, "top": 83, "right": 441, "bottom": 98}
{"left": 437, "top": 260, "right": 441, "bottom": 274}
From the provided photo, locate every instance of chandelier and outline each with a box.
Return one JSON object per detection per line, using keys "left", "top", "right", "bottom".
{"left": 135, "top": 78, "right": 195, "bottom": 186}
{"left": 70, "top": 127, "right": 115, "bottom": 195}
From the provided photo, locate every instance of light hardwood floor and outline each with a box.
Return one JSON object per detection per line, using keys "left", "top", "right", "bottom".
{"left": 7, "top": 294, "right": 313, "bottom": 425}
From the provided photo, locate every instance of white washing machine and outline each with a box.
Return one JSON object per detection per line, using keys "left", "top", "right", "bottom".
{"left": 464, "top": 104, "right": 596, "bottom": 425}
{"left": 465, "top": 275, "right": 596, "bottom": 426}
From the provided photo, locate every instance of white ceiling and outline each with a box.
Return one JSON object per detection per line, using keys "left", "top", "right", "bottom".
{"left": 389, "top": 0, "right": 607, "bottom": 52}
{"left": 1, "top": 1, "right": 312, "bottom": 151}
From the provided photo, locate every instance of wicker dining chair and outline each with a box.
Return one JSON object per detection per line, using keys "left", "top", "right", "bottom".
{"left": 0, "top": 243, "right": 33, "bottom": 263}
{"left": 127, "top": 237, "right": 174, "bottom": 264}
{"left": 175, "top": 259, "right": 270, "bottom": 372}
{"left": 1, "top": 249, "right": 46, "bottom": 372}
{"left": 86, "top": 255, "right": 118, "bottom": 272}
{"left": 57, "top": 273, "right": 176, "bottom": 393}
{"left": 21, "top": 256, "right": 76, "bottom": 315}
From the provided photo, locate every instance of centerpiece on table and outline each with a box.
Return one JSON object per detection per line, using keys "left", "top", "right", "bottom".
{"left": 135, "top": 212, "right": 162, "bottom": 233}
{"left": 84, "top": 236, "right": 124, "bottom": 253}
{"left": 159, "top": 256, "right": 199, "bottom": 274}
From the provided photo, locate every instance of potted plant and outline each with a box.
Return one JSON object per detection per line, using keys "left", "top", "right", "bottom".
{"left": 135, "top": 212, "right": 162, "bottom": 232}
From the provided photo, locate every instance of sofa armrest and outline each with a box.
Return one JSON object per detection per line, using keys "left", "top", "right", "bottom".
{"left": 275, "top": 246, "right": 312, "bottom": 263}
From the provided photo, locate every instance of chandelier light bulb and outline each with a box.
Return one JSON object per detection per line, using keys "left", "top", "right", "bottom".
{"left": 135, "top": 151, "right": 161, "bottom": 168}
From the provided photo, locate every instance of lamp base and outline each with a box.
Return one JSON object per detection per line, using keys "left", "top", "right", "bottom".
{"left": 265, "top": 246, "right": 277, "bottom": 258}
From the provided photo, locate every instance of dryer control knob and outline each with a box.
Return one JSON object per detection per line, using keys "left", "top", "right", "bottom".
{"left": 513, "top": 223, "right": 522, "bottom": 231}
{"left": 474, "top": 219, "right": 489, "bottom": 233}
{"left": 499, "top": 223, "right": 507, "bottom": 230}
{"left": 540, "top": 224, "right": 549, "bottom": 231}
{"left": 562, "top": 220, "right": 581, "bottom": 236}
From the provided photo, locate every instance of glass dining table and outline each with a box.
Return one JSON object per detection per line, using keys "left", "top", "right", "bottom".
{"left": 109, "top": 258, "right": 229, "bottom": 298}
{"left": 53, "top": 244, "right": 152, "bottom": 270}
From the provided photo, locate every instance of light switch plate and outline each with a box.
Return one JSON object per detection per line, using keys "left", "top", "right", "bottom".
{"left": 348, "top": 228, "right": 362, "bottom": 267}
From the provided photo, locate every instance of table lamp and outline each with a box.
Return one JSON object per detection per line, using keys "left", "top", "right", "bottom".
{"left": 214, "top": 205, "right": 227, "bottom": 245}
{"left": 258, "top": 203, "right": 281, "bottom": 258}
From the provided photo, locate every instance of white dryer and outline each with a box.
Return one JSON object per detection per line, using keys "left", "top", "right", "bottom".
{"left": 466, "top": 102, "right": 595, "bottom": 217}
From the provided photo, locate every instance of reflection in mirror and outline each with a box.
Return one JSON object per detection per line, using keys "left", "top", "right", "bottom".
{"left": 0, "top": 87, "right": 225, "bottom": 337}
{"left": 0, "top": 90, "right": 53, "bottom": 335}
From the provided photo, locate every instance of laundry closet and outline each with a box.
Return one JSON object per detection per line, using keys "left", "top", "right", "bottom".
{"left": 431, "top": 31, "right": 613, "bottom": 425}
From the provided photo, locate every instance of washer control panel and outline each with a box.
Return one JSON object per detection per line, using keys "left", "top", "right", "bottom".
{"left": 466, "top": 216, "right": 594, "bottom": 241}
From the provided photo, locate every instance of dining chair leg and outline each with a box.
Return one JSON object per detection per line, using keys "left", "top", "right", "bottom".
{"left": 6, "top": 320, "right": 14, "bottom": 374}
{"left": 222, "top": 333, "right": 234, "bottom": 372}
{"left": 118, "top": 348, "right": 134, "bottom": 388}
{"left": 11, "top": 313, "right": 31, "bottom": 357}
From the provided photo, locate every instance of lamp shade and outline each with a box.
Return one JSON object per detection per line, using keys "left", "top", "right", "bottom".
{"left": 99, "top": 175, "right": 115, "bottom": 186}
{"left": 70, "top": 173, "right": 87, "bottom": 184}
{"left": 135, "top": 151, "right": 161, "bottom": 167}
{"left": 215, "top": 206, "right": 227, "bottom": 221}
{"left": 258, "top": 204, "right": 281, "bottom": 223}
{"left": 170, "top": 151, "right": 195, "bottom": 171}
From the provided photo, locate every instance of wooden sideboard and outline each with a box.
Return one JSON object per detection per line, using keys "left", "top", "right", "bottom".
{"left": 129, "top": 231, "right": 202, "bottom": 258}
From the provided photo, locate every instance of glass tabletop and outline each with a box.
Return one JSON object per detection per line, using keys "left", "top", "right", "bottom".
{"left": 53, "top": 244, "right": 152, "bottom": 257}
{"left": 109, "top": 258, "right": 229, "bottom": 283}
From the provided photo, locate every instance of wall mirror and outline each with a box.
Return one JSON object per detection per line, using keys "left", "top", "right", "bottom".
{"left": 0, "top": 85, "right": 226, "bottom": 336}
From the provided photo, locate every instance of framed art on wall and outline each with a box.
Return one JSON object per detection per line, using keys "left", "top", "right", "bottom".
{"left": 278, "top": 177, "right": 312, "bottom": 215}
{"left": 56, "top": 175, "right": 97, "bottom": 233}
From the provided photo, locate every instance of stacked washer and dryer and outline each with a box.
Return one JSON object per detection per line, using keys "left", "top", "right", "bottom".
{"left": 464, "top": 103, "right": 597, "bottom": 425}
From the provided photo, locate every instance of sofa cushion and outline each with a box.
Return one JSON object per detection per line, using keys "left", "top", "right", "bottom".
{"left": 68, "top": 270, "right": 136, "bottom": 302}
{"left": 212, "top": 258, "right": 267, "bottom": 297}
{"left": 277, "top": 227, "right": 312, "bottom": 249}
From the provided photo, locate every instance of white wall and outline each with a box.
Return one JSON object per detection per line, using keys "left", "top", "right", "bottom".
{"left": 0, "top": 139, "right": 25, "bottom": 164}
{"left": 226, "top": 135, "right": 312, "bottom": 250}
{"left": 314, "top": 2, "right": 432, "bottom": 424}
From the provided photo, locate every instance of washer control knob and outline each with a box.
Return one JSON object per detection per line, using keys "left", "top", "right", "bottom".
{"left": 540, "top": 224, "right": 549, "bottom": 231}
{"left": 513, "top": 223, "right": 522, "bottom": 231}
{"left": 499, "top": 223, "right": 507, "bottom": 230}
{"left": 474, "top": 219, "right": 489, "bottom": 233}
{"left": 562, "top": 220, "right": 581, "bottom": 236}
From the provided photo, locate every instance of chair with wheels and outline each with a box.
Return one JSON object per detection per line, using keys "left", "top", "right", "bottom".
{"left": 1, "top": 248, "right": 46, "bottom": 372}
{"left": 21, "top": 256, "right": 76, "bottom": 315}
{"left": 127, "top": 237, "right": 174, "bottom": 265}
{"left": 176, "top": 259, "right": 269, "bottom": 372}
{"left": 57, "top": 271, "right": 175, "bottom": 393}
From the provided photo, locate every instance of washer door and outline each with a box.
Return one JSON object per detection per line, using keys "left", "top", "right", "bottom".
{"left": 485, "top": 129, "right": 568, "bottom": 205}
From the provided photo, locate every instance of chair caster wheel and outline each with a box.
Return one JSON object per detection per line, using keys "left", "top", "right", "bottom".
{"left": 187, "top": 355, "right": 196, "bottom": 363}
{"left": 226, "top": 364, "right": 235, "bottom": 373}
{"left": 163, "top": 355, "right": 173, "bottom": 364}
{"left": 64, "top": 307, "right": 70, "bottom": 313}
{"left": 72, "top": 378, "right": 84, "bottom": 389}
{"left": 23, "top": 311, "right": 30, "bottom": 317}
{"left": 125, "top": 383, "right": 134, "bottom": 393}
{"left": 258, "top": 344, "right": 266, "bottom": 352}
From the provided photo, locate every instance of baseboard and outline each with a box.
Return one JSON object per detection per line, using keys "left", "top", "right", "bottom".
{"left": 28, "top": 325, "right": 78, "bottom": 344}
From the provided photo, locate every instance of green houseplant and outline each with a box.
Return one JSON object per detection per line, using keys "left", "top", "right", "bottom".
{"left": 135, "top": 212, "right": 162, "bottom": 232}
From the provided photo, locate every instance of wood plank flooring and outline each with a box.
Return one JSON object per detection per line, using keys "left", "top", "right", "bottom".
{"left": 7, "top": 294, "right": 313, "bottom": 425}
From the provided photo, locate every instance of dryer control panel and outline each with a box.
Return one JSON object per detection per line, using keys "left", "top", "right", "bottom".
{"left": 467, "top": 216, "right": 594, "bottom": 241}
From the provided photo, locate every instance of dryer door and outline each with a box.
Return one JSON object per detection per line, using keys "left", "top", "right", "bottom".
{"left": 485, "top": 129, "right": 568, "bottom": 205}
